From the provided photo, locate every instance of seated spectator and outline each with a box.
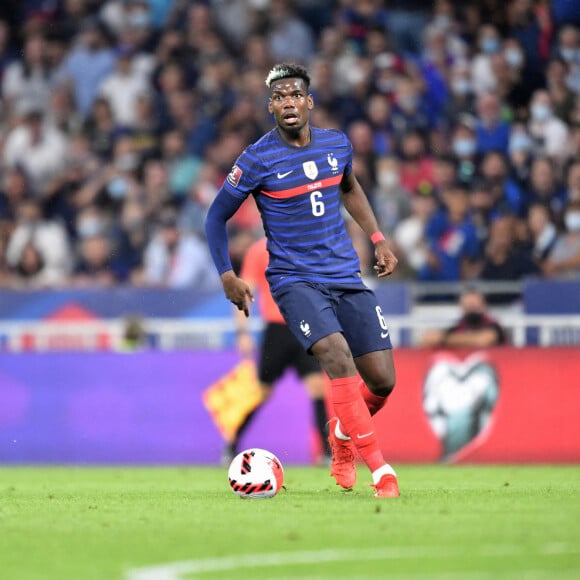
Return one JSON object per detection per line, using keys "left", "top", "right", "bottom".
{"left": 470, "top": 23, "right": 502, "bottom": 97}
{"left": 450, "top": 120, "right": 478, "bottom": 186}
{"left": 71, "top": 233, "right": 118, "bottom": 288}
{"left": 474, "top": 92, "right": 511, "bottom": 155}
{"left": 441, "top": 61, "right": 476, "bottom": 132}
{"left": 142, "top": 207, "right": 220, "bottom": 290}
{"left": 542, "top": 199, "right": 580, "bottom": 279}
{"left": 527, "top": 89, "right": 571, "bottom": 165}
{"left": 419, "top": 182, "right": 480, "bottom": 282}
{"left": 5, "top": 199, "right": 72, "bottom": 287}
{"left": 397, "top": 129, "right": 435, "bottom": 194}
{"left": 2, "top": 34, "right": 54, "bottom": 114}
{"left": 478, "top": 149, "right": 525, "bottom": 217}
{"left": 546, "top": 57, "right": 576, "bottom": 124}
{"left": 373, "top": 155, "right": 413, "bottom": 232}
{"left": 563, "top": 160, "right": 580, "bottom": 203}
{"left": 99, "top": 46, "right": 149, "bottom": 128}
{"left": 57, "top": 16, "right": 116, "bottom": 118}
{"left": 478, "top": 213, "right": 540, "bottom": 283}
{"left": 527, "top": 202, "right": 559, "bottom": 266}
{"left": 393, "top": 190, "right": 437, "bottom": 278}
{"left": 524, "top": 156, "right": 568, "bottom": 224}
{"left": 420, "top": 286, "right": 507, "bottom": 348}
{"left": 3, "top": 103, "right": 68, "bottom": 194}
{"left": 390, "top": 74, "right": 433, "bottom": 140}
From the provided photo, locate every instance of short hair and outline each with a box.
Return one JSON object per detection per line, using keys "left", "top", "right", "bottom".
{"left": 265, "top": 63, "right": 310, "bottom": 89}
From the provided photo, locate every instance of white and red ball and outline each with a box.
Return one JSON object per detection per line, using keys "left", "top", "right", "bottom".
{"left": 228, "top": 448, "right": 284, "bottom": 499}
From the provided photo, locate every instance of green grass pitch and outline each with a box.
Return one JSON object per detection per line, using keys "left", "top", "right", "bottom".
{"left": 1, "top": 465, "right": 579, "bottom": 579}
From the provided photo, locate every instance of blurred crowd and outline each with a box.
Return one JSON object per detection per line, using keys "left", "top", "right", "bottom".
{"left": 0, "top": 0, "right": 579, "bottom": 291}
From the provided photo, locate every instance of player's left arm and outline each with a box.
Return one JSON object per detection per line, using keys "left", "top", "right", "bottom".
{"left": 339, "top": 171, "right": 398, "bottom": 277}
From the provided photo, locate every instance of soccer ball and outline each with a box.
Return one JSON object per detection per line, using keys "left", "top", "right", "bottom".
{"left": 228, "top": 448, "right": 284, "bottom": 499}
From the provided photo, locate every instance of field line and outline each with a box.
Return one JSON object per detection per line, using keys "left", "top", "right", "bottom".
{"left": 126, "top": 543, "right": 578, "bottom": 580}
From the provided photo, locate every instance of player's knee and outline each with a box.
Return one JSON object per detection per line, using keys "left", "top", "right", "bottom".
{"left": 368, "top": 372, "right": 396, "bottom": 397}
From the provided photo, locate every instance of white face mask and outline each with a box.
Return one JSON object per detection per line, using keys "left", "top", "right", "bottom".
{"left": 564, "top": 211, "right": 580, "bottom": 232}
{"left": 378, "top": 170, "right": 399, "bottom": 189}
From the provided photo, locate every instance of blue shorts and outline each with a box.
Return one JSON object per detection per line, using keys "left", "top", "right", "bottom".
{"left": 271, "top": 280, "right": 393, "bottom": 357}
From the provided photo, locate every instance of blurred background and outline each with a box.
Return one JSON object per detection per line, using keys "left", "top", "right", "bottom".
{"left": 0, "top": 0, "right": 579, "bottom": 466}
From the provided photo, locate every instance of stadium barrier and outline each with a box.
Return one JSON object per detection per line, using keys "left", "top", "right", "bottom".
{"left": 1, "top": 347, "right": 578, "bottom": 465}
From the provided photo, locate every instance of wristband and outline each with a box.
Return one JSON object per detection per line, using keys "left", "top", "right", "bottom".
{"left": 370, "top": 231, "right": 385, "bottom": 244}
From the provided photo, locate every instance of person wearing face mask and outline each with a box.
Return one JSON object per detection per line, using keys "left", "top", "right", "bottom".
{"left": 542, "top": 200, "right": 580, "bottom": 279}
{"left": 471, "top": 24, "right": 502, "bottom": 97}
{"left": 419, "top": 287, "right": 507, "bottom": 348}
{"left": 450, "top": 120, "right": 478, "bottom": 186}
{"left": 527, "top": 89, "right": 570, "bottom": 163}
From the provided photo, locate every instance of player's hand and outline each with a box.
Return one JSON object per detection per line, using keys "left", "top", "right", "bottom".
{"left": 221, "top": 271, "right": 254, "bottom": 317}
{"left": 373, "top": 240, "right": 398, "bottom": 278}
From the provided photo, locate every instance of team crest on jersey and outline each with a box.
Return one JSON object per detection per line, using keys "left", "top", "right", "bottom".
{"left": 302, "top": 161, "right": 318, "bottom": 180}
{"left": 226, "top": 164, "right": 242, "bottom": 187}
{"left": 327, "top": 153, "right": 339, "bottom": 173}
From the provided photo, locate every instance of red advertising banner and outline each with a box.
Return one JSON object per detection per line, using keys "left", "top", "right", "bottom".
{"left": 372, "top": 347, "right": 580, "bottom": 463}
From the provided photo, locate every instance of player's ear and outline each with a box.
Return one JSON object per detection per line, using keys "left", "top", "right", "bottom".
{"left": 267, "top": 99, "right": 273, "bottom": 114}
{"left": 307, "top": 94, "right": 314, "bottom": 110}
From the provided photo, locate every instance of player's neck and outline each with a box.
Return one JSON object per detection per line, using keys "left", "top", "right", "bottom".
{"left": 277, "top": 126, "right": 311, "bottom": 148}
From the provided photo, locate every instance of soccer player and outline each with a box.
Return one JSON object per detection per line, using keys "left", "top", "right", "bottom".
{"left": 226, "top": 235, "right": 332, "bottom": 465}
{"left": 205, "top": 63, "right": 400, "bottom": 498}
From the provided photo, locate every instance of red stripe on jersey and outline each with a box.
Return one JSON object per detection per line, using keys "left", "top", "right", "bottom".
{"left": 261, "top": 174, "right": 343, "bottom": 199}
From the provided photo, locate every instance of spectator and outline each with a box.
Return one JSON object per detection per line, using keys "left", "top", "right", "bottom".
{"left": 265, "top": 0, "right": 315, "bottom": 63}
{"left": 397, "top": 129, "right": 435, "bottom": 194}
{"left": 99, "top": 46, "right": 149, "bottom": 127}
{"left": 478, "top": 150, "right": 525, "bottom": 217}
{"left": 420, "top": 286, "right": 507, "bottom": 348}
{"left": 2, "top": 34, "right": 54, "bottom": 114}
{"left": 471, "top": 23, "right": 502, "bottom": 97}
{"left": 57, "top": 17, "right": 116, "bottom": 117}
{"left": 3, "top": 104, "right": 68, "bottom": 193}
{"left": 527, "top": 89, "right": 570, "bottom": 165}
{"left": 553, "top": 24, "right": 580, "bottom": 94}
{"left": 546, "top": 58, "right": 576, "bottom": 124}
{"left": 450, "top": 120, "right": 478, "bottom": 186}
{"left": 5, "top": 198, "right": 72, "bottom": 287}
{"left": 142, "top": 207, "right": 220, "bottom": 290}
{"left": 564, "top": 160, "right": 580, "bottom": 203}
{"left": 72, "top": 233, "right": 118, "bottom": 287}
{"left": 527, "top": 202, "right": 558, "bottom": 266}
{"left": 542, "top": 199, "right": 580, "bottom": 279}
{"left": 474, "top": 92, "right": 511, "bottom": 155}
{"left": 478, "top": 213, "right": 540, "bottom": 282}
{"left": 393, "top": 190, "right": 437, "bottom": 279}
{"left": 525, "top": 156, "right": 568, "bottom": 224}
{"left": 419, "top": 182, "right": 480, "bottom": 282}
{"left": 373, "top": 155, "right": 412, "bottom": 233}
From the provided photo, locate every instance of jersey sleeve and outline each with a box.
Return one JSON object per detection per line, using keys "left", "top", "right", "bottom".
{"left": 342, "top": 133, "right": 354, "bottom": 178}
{"left": 222, "top": 147, "right": 265, "bottom": 199}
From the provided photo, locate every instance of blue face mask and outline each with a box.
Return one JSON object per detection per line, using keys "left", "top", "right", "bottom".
{"left": 504, "top": 48, "right": 523, "bottom": 67}
{"left": 531, "top": 103, "right": 551, "bottom": 122}
{"left": 509, "top": 133, "right": 532, "bottom": 153}
{"left": 481, "top": 37, "right": 500, "bottom": 54}
{"left": 453, "top": 138, "right": 476, "bottom": 157}
{"left": 107, "top": 177, "right": 128, "bottom": 199}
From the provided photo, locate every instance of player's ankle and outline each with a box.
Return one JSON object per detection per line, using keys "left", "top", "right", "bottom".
{"left": 372, "top": 464, "right": 397, "bottom": 485}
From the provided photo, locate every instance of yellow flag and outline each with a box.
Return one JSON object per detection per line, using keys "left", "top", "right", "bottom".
{"left": 202, "top": 359, "right": 262, "bottom": 442}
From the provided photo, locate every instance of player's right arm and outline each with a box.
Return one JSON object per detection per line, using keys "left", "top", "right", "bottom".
{"left": 205, "top": 188, "right": 254, "bottom": 316}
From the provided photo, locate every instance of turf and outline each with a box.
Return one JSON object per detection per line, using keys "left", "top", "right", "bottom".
{"left": 0, "top": 466, "right": 579, "bottom": 579}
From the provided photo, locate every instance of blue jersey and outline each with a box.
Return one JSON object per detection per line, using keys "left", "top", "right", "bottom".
{"left": 222, "top": 127, "right": 363, "bottom": 292}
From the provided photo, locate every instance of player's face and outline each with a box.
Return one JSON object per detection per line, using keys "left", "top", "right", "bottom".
{"left": 268, "top": 78, "right": 313, "bottom": 133}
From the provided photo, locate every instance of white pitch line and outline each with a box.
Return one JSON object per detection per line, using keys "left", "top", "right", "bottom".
{"left": 125, "top": 543, "right": 579, "bottom": 580}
